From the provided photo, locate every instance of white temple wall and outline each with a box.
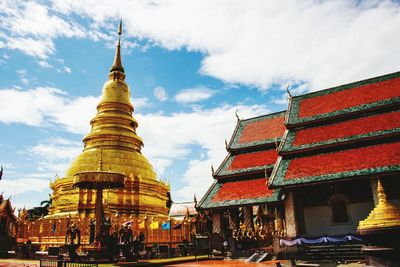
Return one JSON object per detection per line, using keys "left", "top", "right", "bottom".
{"left": 303, "top": 202, "right": 373, "bottom": 236}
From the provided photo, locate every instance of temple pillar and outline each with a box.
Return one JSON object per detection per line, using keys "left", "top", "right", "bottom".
{"left": 212, "top": 211, "right": 222, "bottom": 234}
{"left": 284, "top": 191, "right": 299, "bottom": 238}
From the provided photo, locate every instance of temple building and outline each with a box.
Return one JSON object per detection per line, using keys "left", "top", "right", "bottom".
{"left": 17, "top": 23, "right": 170, "bottom": 246}
{"left": 198, "top": 111, "right": 287, "bottom": 251}
{"left": 199, "top": 71, "right": 400, "bottom": 256}
{"left": 269, "top": 71, "right": 400, "bottom": 238}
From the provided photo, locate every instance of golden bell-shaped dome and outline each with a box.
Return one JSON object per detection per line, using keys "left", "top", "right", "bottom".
{"left": 49, "top": 21, "right": 169, "bottom": 218}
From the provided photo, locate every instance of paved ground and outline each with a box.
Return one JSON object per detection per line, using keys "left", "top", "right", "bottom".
{"left": 0, "top": 258, "right": 363, "bottom": 267}
{"left": 165, "top": 260, "right": 285, "bottom": 266}
{"left": 164, "top": 260, "right": 363, "bottom": 267}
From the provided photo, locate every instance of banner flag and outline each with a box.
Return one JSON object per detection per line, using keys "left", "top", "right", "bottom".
{"left": 162, "top": 221, "right": 170, "bottom": 230}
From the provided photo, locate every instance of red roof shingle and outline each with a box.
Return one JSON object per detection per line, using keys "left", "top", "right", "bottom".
{"left": 212, "top": 178, "right": 274, "bottom": 203}
{"left": 228, "top": 149, "right": 278, "bottom": 171}
{"left": 298, "top": 76, "right": 400, "bottom": 119}
{"left": 228, "top": 111, "right": 286, "bottom": 150}
{"left": 238, "top": 115, "right": 285, "bottom": 145}
{"left": 293, "top": 110, "right": 400, "bottom": 147}
{"left": 285, "top": 142, "right": 400, "bottom": 180}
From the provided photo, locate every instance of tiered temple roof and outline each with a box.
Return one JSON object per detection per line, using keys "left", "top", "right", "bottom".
{"left": 270, "top": 71, "right": 400, "bottom": 188}
{"left": 199, "top": 111, "right": 286, "bottom": 209}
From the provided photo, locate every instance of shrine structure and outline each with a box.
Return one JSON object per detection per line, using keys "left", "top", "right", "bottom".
{"left": 269, "top": 71, "right": 400, "bottom": 239}
{"left": 200, "top": 71, "right": 400, "bottom": 259}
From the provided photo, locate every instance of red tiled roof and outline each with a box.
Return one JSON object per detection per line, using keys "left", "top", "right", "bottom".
{"left": 298, "top": 76, "right": 400, "bottom": 119}
{"left": 293, "top": 110, "right": 400, "bottom": 147}
{"left": 238, "top": 116, "right": 285, "bottom": 145}
{"left": 285, "top": 142, "right": 400, "bottom": 180}
{"left": 228, "top": 149, "right": 278, "bottom": 171}
{"left": 212, "top": 178, "right": 273, "bottom": 203}
{"left": 228, "top": 111, "right": 286, "bottom": 150}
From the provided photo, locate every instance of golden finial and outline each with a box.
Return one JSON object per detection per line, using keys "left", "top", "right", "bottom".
{"left": 110, "top": 19, "right": 125, "bottom": 74}
{"left": 358, "top": 178, "right": 400, "bottom": 230}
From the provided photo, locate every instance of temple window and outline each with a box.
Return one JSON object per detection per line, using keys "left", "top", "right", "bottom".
{"left": 328, "top": 194, "right": 350, "bottom": 224}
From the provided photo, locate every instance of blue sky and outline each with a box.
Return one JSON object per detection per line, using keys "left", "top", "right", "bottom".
{"left": 0, "top": 0, "right": 399, "bottom": 210}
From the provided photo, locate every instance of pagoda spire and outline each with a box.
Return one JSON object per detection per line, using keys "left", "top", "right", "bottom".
{"left": 110, "top": 19, "right": 125, "bottom": 74}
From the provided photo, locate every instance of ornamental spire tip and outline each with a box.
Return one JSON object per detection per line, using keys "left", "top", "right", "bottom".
{"left": 110, "top": 19, "right": 125, "bottom": 75}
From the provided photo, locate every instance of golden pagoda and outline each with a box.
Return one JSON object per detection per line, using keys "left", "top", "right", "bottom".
{"left": 358, "top": 179, "right": 400, "bottom": 231}
{"left": 48, "top": 21, "right": 170, "bottom": 220}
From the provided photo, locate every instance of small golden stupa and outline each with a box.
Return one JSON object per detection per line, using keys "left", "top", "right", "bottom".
{"left": 48, "top": 21, "right": 170, "bottom": 219}
{"left": 358, "top": 179, "right": 400, "bottom": 231}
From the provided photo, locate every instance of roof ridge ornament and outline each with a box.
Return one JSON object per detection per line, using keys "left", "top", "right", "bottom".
{"left": 235, "top": 108, "right": 240, "bottom": 121}
{"left": 286, "top": 84, "right": 292, "bottom": 98}
{"left": 109, "top": 19, "right": 125, "bottom": 76}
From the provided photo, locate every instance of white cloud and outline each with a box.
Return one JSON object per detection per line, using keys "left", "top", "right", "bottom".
{"left": 38, "top": 60, "right": 53, "bottom": 68}
{"left": 132, "top": 97, "right": 150, "bottom": 109}
{"left": 0, "top": 86, "right": 98, "bottom": 133}
{"left": 2, "top": 1, "right": 398, "bottom": 91}
{"left": 175, "top": 87, "right": 215, "bottom": 103}
{"left": 17, "top": 69, "right": 30, "bottom": 84}
{"left": 49, "top": 0, "right": 400, "bottom": 91}
{"left": 63, "top": 66, "right": 71, "bottom": 73}
{"left": 0, "top": 178, "right": 50, "bottom": 196}
{"left": 153, "top": 86, "right": 168, "bottom": 101}
{"left": 29, "top": 137, "right": 82, "bottom": 174}
{"left": 0, "top": 1, "right": 86, "bottom": 58}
